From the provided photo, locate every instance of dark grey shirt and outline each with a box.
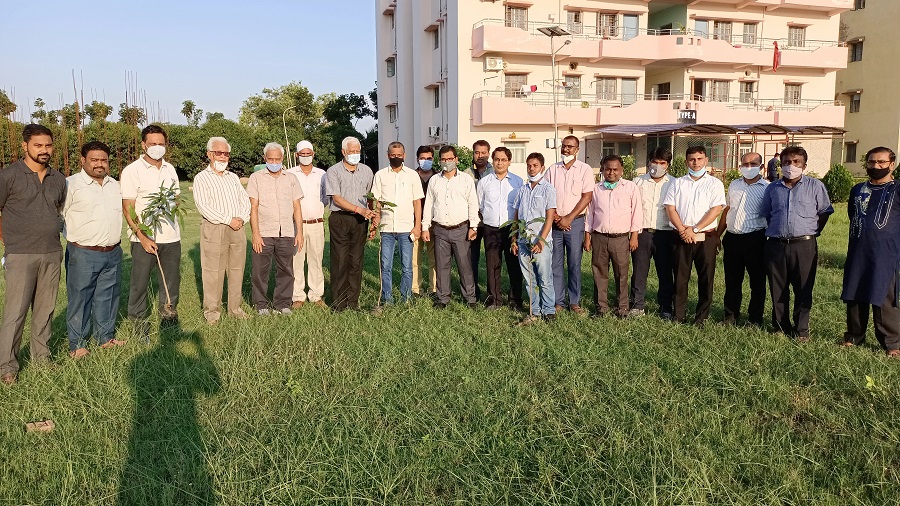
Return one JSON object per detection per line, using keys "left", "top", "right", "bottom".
{"left": 0, "top": 160, "right": 66, "bottom": 254}
{"left": 325, "top": 161, "right": 374, "bottom": 212}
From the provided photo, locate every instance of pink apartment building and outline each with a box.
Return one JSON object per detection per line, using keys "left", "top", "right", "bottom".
{"left": 376, "top": 0, "right": 851, "bottom": 174}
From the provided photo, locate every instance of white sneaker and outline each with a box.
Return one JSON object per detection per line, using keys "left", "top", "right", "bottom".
{"left": 278, "top": 307, "right": 292, "bottom": 315}
{"left": 258, "top": 308, "right": 271, "bottom": 316}
{"left": 628, "top": 308, "right": 645, "bottom": 317}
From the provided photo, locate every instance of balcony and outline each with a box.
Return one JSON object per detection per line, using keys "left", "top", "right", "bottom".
{"left": 471, "top": 90, "right": 844, "bottom": 128}
{"left": 472, "top": 19, "right": 847, "bottom": 70}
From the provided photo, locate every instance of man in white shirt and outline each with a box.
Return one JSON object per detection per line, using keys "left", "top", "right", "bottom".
{"left": 421, "top": 145, "right": 480, "bottom": 309}
{"left": 63, "top": 141, "right": 125, "bottom": 359}
{"left": 286, "top": 140, "right": 328, "bottom": 309}
{"left": 121, "top": 125, "right": 182, "bottom": 334}
{"left": 717, "top": 152, "right": 769, "bottom": 326}
{"left": 477, "top": 146, "right": 523, "bottom": 310}
{"left": 631, "top": 147, "right": 677, "bottom": 319}
{"left": 193, "top": 136, "right": 252, "bottom": 324}
{"left": 663, "top": 146, "right": 726, "bottom": 325}
{"left": 372, "top": 142, "right": 424, "bottom": 306}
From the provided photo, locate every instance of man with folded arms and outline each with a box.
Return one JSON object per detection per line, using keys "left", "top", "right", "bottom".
{"left": 477, "top": 146, "right": 523, "bottom": 310}
{"left": 760, "top": 146, "right": 833, "bottom": 341}
{"left": 421, "top": 145, "right": 480, "bottom": 309}
{"left": 193, "top": 136, "right": 251, "bottom": 324}
{"left": 412, "top": 145, "right": 437, "bottom": 297}
{"left": 286, "top": 140, "right": 328, "bottom": 309}
{"left": 63, "top": 141, "right": 126, "bottom": 359}
{"left": 584, "top": 155, "right": 641, "bottom": 318}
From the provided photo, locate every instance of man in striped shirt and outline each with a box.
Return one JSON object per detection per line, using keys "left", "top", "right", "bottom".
{"left": 717, "top": 152, "right": 769, "bottom": 326}
{"left": 193, "top": 137, "right": 252, "bottom": 324}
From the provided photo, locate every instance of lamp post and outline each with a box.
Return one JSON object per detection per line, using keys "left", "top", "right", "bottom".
{"left": 282, "top": 105, "right": 295, "bottom": 168}
{"left": 537, "top": 26, "right": 571, "bottom": 164}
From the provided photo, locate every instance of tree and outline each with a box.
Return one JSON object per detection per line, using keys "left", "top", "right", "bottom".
{"left": 0, "top": 90, "right": 16, "bottom": 117}
{"left": 204, "top": 112, "right": 225, "bottom": 123}
{"left": 32, "top": 98, "right": 47, "bottom": 123}
{"left": 368, "top": 86, "right": 378, "bottom": 120}
{"left": 84, "top": 101, "right": 112, "bottom": 124}
{"left": 322, "top": 93, "right": 374, "bottom": 126}
{"left": 60, "top": 103, "right": 80, "bottom": 129}
{"left": 118, "top": 103, "right": 147, "bottom": 126}
{"left": 238, "top": 81, "right": 319, "bottom": 134}
{"left": 181, "top": 100, "right": 203, "bottom": 127}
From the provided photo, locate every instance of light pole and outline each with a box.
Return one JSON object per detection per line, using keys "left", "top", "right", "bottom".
{"left": 282, "top": 105, "right": 295, "bottom": 168}
{"left": 538, "top": 26, "right": 571, "bottom": 164}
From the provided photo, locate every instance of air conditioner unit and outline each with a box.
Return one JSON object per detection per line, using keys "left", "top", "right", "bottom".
{"left": 428, "top": 126, "right": 441, "bottom": 137}
{"left": 484, "top": 57, "right": 504, "bottom": 71}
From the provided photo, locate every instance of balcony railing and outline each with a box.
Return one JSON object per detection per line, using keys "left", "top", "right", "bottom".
{"left": 472, "top": 19, "right": 845, "bottom": 51}
{"left": 473, "top": 90, "right": 842, "bottom": 112}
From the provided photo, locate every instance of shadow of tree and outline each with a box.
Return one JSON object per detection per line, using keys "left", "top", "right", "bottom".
{"left": 118, "top": 320, "right": 221, "bottom": 505}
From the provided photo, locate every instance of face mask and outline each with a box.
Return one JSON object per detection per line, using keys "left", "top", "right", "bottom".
{"left": 603, "top": 181, "right": 618, "bottom": 190}
{"left": 266, "top": 163, "right": 283, "bottom": 173}
{"left": 867, "top": 168, "right": 891, "bottom": 181}
{"left": 389, "top": 157, "right": 404, "bottom": 168}
{"left": 528, "top": 172, "right": 543, "bottom": 182}
{"left": 346, "top": 153, "right": 361, "bottom": 165}
{"left": 688, "top": 166, "right": 707, "bottom": 178}
{"left": 418, "top": 159, "right": 433, "bottom": 171}
{"left": 781, "top": 165, "right": 803, "bottom": 180}
{"left": 649, "top": 164, "right": 667, "bottom": 178}
{"left": 562, "top": 154, "right": 575, "bottom": 164}
{"left": 440, "top": 161, "right": 457, "bottom": 172}
{"left": 740, "top": 165, "right": 761, "bottom": 179}
{"left": 146, "top": 145, "right": 166, "bottom": 160}
{"left": 213, "top": 161, "right": 228, "bottom": 172}
{"left": 298, "top": 155, "right": 313, "bottom": 166}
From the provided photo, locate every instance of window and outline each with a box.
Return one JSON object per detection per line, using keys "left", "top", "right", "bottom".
{"left": 388, "top": 105, "right": 397, "bottom": 123}
{"left": 713, "top": 21, "right": 732, "bottom": 41}
{"left": 505, "top": 142, "right": 527, "bottom": 164}
{"left": 505, "top": 6, "right": 527, "bottom": 30}
{"left": 739, "top": 143, "right": 753, "bottom": 157}
{"left": 784, "top": 84, "right": 802, "bottom": 105}
{"left": 389, "top": 14, "right": 394, "bottom": 29}
{"left": 742, "top": 23, "right": 758, "bottom": 45}
{"left": 566, "top": 10, "right": 583, "bottom": 35}
{"left": 618, "top": 142, "right": 633, "bottom": 156}
{"left": 652, "top": 82, "right": 671, "bottom": 100}
{"left": 433, "top": 87, "right": 440, "bottom": 108}
{"left": 788, "top": 26, "right": 806, "bottom": 48}
{"left": 854, "top": 0, "right": 866, "bottom": 10}
{"left": 739, "top": 82, "right": 754, "bottom": 103}
{"left": 504, "top": 74, "right": 528, "bottom": 98}
{"left": 386, "top": 58, "right": 395, "bottom": 78}
{"left": 849, "top": 41, "right": 863, "bottom": 62}
{"left": 598, "top": 13, "right": 618, "bottom": 38}
{"left": 845, "top": 143, "right": 858, "bottom": 163}
{"left": 564, "top": 76, "right": 581, "bottom": 100}
{"left": 850, "top": 93, "right": 861, "bottom": 113}
{"left": 621, "top": 78, "right": 638, "bottom": 105}
{"left": 433, "top": 28, "right": 440, "bottom": 49}
{"left": 711, "top": 80, "right": 730, "bottom": 102}
{"left": 596, "top": 77, "right": 617, "bottom": 101}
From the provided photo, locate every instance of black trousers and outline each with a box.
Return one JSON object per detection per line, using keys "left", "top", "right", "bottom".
{"left": 128, "top": 241, "right": 181, "bottom": 319}
{"left": 722, "top": 229, "right": 767, "bottom": 324}
{"left": 673, "top": 232, "right": 719, "bottom": 324}
{"left": 251, "top": 236, "right": 295, "bottom": 311}
{"left": 434, "top": 224, "right": 476, "bottom": 304}
{"left": 629, "top": 229, "right": 676, "bottom": 313}
{"left": 329, "top": 211, "right": 368, "bottom": 310}
{"left": 483, "top": 225, "right": 523, "bottom": 306}
{"left": 765, "top": 238, "right": 817, "bottom": 337}
{"left": 469, "top": 225, "right": 485, "bottom": 301}
{"left": 845, "top": 277, "right": 900, "bottom": 351}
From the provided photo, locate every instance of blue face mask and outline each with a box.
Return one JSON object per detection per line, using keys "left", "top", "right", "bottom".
{"left": 688, "top": 167, "right": 707, "bottom": 178}
{"left": 419, "top": 159, "right": 433, "bottom": 171}
{"left": 603, "top": 181, "right": 618, "bottom": 190}
{"left": 266, "top": 163, "right": 283, "bottom": 172}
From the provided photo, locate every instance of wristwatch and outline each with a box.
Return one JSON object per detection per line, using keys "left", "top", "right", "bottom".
{"left": 691, "top": 227, "right": 700, "bottom": 234}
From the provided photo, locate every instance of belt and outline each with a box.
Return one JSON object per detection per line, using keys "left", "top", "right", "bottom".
{"left": 70, "top": 241, "right": 120, "bottom": 253}
{"left": 303, "top": 218, "right": 324, "bottom": 224}
{"left": 728, "top": 229, "right": 766, "bottom": 236}
{"left": 594, "top": 232, "right": 628, "bottom": 238}
{"left": 769, "top": 235, "right": 815, "bottom": 243}
{"left": 434, "top": 222, "right": 467, "bottom": 230}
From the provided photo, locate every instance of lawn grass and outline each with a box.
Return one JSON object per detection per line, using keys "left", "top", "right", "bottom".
{"left": 0, "top": 183, "right": 898, "bottom": 505}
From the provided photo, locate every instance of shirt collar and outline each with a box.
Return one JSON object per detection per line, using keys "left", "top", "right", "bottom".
{"left": 77, "top": 168, "right": 110, "bottom": 186}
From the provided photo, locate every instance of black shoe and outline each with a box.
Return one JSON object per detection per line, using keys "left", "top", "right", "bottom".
{"left": 542, "top": 313, "right": 556, "bottom": 322}
{"left": 722, "top": 316, "right": 736, "bottom": 326}
{"left": 468, "top": 303, "right": 478, "bottom": 310}
{"left": 433, "top": 302, "right": 447, "bottom": 310}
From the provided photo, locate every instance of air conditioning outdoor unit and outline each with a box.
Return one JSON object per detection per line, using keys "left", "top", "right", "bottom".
{"left": 428, "top": 126, "right": 441, "bottom": 137}
{"left": 484, "top": 57, "right": 504, "bottom": 71}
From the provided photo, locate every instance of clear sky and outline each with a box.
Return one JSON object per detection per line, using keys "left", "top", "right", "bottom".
{"left": 2, "top": 0, "right": 376, "bottom": 127}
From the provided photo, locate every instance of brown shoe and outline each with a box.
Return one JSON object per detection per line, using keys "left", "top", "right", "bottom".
{"left": 100, "top": 339, "right": 127, "bottom": 349}
{"left": 555, "top": 305, "right": 565, "bottom": 313}
{"left": 230, "top": 308, "right": 251, "bottom": 320}
{"left": 313, "top": 300, "right": 328, "bottom": 309}
{"left": 887, "top": 349, "right": 900, "bottom": 358}
{"left": 205, "top": 314, "right": 220, "bottom": 325}
{"left": 69, "top": 348, "right": 90, "bottom": 360}
{"left": 1, "top": 372, "right": 16, "bottom": 386}
{"left": 570, "top": 305, "right": 586, "bottom": 315}
{"left": 291, "top": 301, "right": 306, "bottom": 309}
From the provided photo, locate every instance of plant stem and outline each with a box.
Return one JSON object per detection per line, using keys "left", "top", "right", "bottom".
{"left": 155, "top": 252, "right": 172, "bottom": 307}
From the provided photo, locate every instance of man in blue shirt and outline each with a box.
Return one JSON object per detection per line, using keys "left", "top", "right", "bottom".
{"left": 759, "top": 146, "right": 833, "bottom": 341}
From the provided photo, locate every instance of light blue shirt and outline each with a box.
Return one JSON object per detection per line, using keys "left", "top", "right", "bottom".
{"left": 477, "top": 171, "right": 524, "bottom": 227}
{"left": 513, "top": 178, "right": 557, "bottom": 244}
{"left": 760, "top": 175, "right": 834, "bottom": 238}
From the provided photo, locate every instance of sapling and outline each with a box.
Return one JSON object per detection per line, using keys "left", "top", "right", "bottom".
{"left": 502, "top": 216, "right": 547, "bottom": 318}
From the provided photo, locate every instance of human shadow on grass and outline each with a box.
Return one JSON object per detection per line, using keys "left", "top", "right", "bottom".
{"left": 117, "top": 319, "right": 221, "bottom": 505}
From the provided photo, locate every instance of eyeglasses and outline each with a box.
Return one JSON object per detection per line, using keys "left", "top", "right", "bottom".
{"left": 209, "top": 151, "right": 231, "bottom": 157}
{"left": 866, "top": 160, "right": 893, "bottom": 167}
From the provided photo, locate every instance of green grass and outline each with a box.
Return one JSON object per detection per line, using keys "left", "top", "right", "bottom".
{"left": 1, "top": 183, "right": 898, "bottom": 504}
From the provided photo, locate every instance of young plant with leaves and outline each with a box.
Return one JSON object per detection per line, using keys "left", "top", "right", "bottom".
{"left": 502, "top": 216, "right": 548, "bottom": 317}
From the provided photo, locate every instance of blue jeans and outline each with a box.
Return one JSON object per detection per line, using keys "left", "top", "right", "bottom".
{"left": 65, "top": 243, "right": 122, "bottom": 351}
{"left": 551, "top": 215, "right": 586, "bottom": 307}
{"left": 518, "top": 241, "right": 555, "bottom": 316}
{"left": 380, "top": 232, "right": 414, "bottom": 304}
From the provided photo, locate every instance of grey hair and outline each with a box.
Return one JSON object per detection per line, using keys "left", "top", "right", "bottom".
{"left": 341, "top": 136, "right": 361, "bottom": 151}
{"left": 263, "top": 142, "right": 285, "bottom": 157}
{"left": 207, "top": 136, "right": 230, "bottom": 152}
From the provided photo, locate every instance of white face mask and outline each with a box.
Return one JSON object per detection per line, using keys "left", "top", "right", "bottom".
{"left": 146, "top": 145, "right": 166, "bottom": 160}
{"left": 528, "top": 171, "right": 544, "bottom": 182}
{"left": 740, "top": 165, "right": 761, "bottom": 180}
{"left": 782, "top": 164, "right": 803, "bottom": 180}
{"left": 649, "top": 163, "right": 667, "bottom": 178}
{"left": 346, "top": 153, "right": 361, "bottom": 165}
{"left": 298, "top": 155, "right": 313, "bottom": 166}
{"left": 562, "top": 154, "right": 575, "bottom": 164}
{"left": 213, "top": 161, "right": 228, "bottom": 172}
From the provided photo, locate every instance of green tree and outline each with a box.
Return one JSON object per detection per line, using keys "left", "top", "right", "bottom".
{"left": 238, "top": 81, "right": 318, "bottom": 134}
{"left": 322, "top": 93, "right": 373, "bottom": 126}
{"left": 368, "top": 86, "right": 378, "bottom": 120}
{"left": 84, "top": 101, "right": 112, "bottom": 124}
{"left": 821, "top": 163, "right": 854, "bottom": 203}
{"left": 204, "top": 112, "right": 225, "bottom": 123}
{"left": 118, "top": 103, "right": 147, "bottom": 126}
{"left": 32, "top": 98, "right": 47, "bottom": 123}
{"left": 181, "top": 100, "right": 203, "bottom": 127}
{"left": 0, "top": 90, "right": 16, "bottom": 117}
{"left": 60, "top": 103, "right": 81, "bottom": 129}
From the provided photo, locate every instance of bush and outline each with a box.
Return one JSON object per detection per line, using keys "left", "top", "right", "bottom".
{"left": 723, "top": 169, "right": 742, "bottom": 189}
{"left": 669, "top": 156, "right": 687, "bottom": 178}
{"left": 821, "top": 163, "right": 854, "bottom": 202}
{"left": 622, "top": 154, "right": 636, "bottom": 180}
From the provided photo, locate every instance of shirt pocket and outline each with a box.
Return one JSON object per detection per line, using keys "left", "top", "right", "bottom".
{"left": 795, "top": 197, "right": 818, "bottom": 219}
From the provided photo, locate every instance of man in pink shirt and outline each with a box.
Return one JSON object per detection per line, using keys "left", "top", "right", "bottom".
{"left": 583, "top": 155, "right": 642, "bottom": 318}
{"left": 545, "top": 135, "right": 594, "bottom": 315}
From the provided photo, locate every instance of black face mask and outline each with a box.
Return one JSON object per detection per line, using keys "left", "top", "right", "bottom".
{"left": 867, "top": 168, "right": 891, "bottom": 181}
{"left": 389, "top": 157, "right": 404, "bottom": 168}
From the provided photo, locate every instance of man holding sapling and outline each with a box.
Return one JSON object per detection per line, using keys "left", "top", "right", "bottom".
{"left": 511, "top": 152, "right": 557, "bottom": 325}
{"left": 121, "top": 124, "right": 182, "bottom": 333}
